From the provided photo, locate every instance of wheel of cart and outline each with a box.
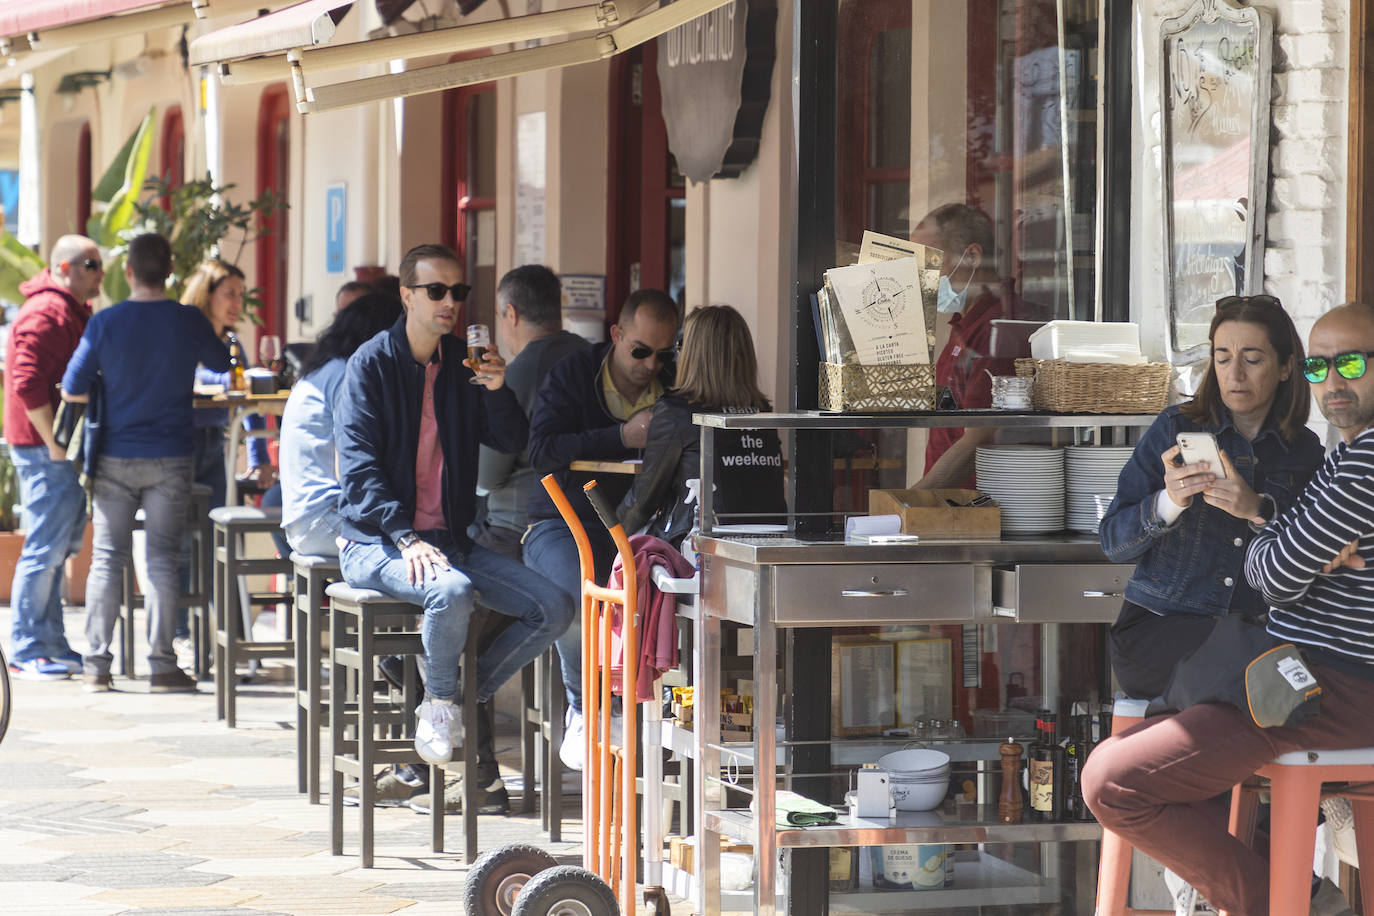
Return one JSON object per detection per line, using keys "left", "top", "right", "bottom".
{"left": 465, "top": 474, "right": 669, "bottom": 916}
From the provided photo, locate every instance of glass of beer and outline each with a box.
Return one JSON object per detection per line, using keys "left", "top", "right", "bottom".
{"left": 465, "top": 323, "right": 491, "bottom": 384}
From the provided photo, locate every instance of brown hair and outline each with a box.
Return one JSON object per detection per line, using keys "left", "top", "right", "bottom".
{"left": 673, "top": 305, "right": 771, "bottom": 412}
{"left": 1180, "top": 296, "right": 1310, "bottom": 441}
{"left": 182, "top": 258, "right": 246, "bottom": 327}
{"left": 126, "top": 232, "right": 172, "bottom": 288}
{"left": 398, "top": 244, "right": 460, "bottom": 288}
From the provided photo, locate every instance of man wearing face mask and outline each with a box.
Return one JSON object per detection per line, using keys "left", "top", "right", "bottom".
{"left": 910, "top": 203, "right": 1046, "bottom": 488}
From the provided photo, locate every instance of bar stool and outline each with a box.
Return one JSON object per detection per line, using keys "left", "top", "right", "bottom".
{"left": 291, "top": 552, "right": 341, "bottom": 803}
{"left": 325, "top": 582, "right": 484, "bottom": 866}
{"left": 1220, "top": 747, "right": 1374, "bottom": 916}
{"left": 116, "top": 483, "right": 214, "bottom": 678}
{"left": 526, "top": 647, "right": 568, "bottom": 838}
{"left": 211, "top": 505, "right": 293, "bottom": 726}
{"left": 1094, "top": 697, "right": 1173, "bottom": 916}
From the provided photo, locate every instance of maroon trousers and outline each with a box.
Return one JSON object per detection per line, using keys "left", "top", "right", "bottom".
{"left": 1082, "top": 664, "right": 1374, "bottom": 916}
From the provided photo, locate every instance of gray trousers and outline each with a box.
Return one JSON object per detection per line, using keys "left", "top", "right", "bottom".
{"left": 83, "top": 455, "right": 193, "bottom": 676}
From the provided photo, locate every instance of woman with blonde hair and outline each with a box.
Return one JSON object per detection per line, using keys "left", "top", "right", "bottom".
{"left": 617, "top": 304, "right": 785, "bottom": 545}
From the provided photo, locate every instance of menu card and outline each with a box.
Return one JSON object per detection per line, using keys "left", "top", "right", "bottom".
{"left": 824, "top": 258, "right": 930, "bottom": 365}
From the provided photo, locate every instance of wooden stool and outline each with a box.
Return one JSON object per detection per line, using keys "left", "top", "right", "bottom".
{"left": 325, "top": 582, "right": 485, "bottom": 866}
{"left": 525, "top": 647, "right": 568, "bottom": 839}
{"left": 291, "top": 552, "right": 340, "bottom": 803}
{"left": 1094, "top": 697, "right": 1173, "bottom": 916}
{"left": 116, "top": 483, "right": 214, "bottom": 678}
{"left": 210, "top": 506, "right": 293, "bottom": 726}
{"left": 1220, "top": 747, "right": 1374, "bottom": 916}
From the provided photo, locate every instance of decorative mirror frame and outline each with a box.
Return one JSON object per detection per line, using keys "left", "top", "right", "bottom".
{"left": 1160, "top": 0, "right": 1273, "bottom": 361}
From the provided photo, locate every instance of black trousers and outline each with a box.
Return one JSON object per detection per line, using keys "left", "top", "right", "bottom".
{"left": 1108, "top": 600, "right": 1220, "bottom": 700}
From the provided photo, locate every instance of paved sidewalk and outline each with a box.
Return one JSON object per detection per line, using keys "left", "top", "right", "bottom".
{"left": 0, "top": 604, "right": 610, "bottom": 916}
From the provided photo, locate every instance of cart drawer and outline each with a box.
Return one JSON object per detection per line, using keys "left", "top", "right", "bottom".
{"left": 992, "top": 563, "right": 1135, "bottom": 622}
{"left": 770, "top": 563, "right": 985, "bottom": 624}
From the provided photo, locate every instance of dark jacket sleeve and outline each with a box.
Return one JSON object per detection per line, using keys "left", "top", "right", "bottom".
{"left": 480, "top": 383, "right": 528, "bottom": 455}
{"left": 1098, "top": 410, "right": 1179, "bottom": 562}
{"left": 335, "top": 349, "right": 411, "bottom": 544}
{"left": 617, "top": 401, "right": 687, "bottom": 533}
{"left": 527, "top": 357, "right": 630, "bottom": 473}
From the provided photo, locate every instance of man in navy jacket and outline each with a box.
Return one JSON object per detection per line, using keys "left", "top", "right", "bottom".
{"left": 523, "top": 288, "right": 679, "bottom": 769}
{"left": 335, "top": 244, "right": 573, "bottom": 795}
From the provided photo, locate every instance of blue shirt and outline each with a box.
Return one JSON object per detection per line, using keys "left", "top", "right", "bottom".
{"left": 1099, "top": 403, "right": 1325, "bottom": 617}
{"left": 62, "top": 298, "right": 231, "bottom": 459}
{"left": 279, "top": 358, "right": 346, "bottom": 537}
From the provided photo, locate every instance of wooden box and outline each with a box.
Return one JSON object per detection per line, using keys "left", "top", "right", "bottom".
{"left": 868, "top": 488, "right": 1001, "bottom": 539}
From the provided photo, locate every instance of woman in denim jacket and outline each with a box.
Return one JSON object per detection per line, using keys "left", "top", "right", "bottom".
{"left": 1099, "top": 296, "right": 1324, "bottom": 699}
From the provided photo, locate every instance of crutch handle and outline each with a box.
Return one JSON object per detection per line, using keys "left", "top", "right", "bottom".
{"left": 583, "top": 480, "right": 621, "bottom": 534}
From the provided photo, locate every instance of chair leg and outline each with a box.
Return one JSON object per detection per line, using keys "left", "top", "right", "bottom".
{"left": 521, "top": 662, "right": 536, "bottom": 815}
{"left": 295, "top": 571, "right": 308, "bottom": 796}
{"left": 358, "top": 610, "right": 375, "bottom": 869}
{"left": 1267, "top": 766, "right": 1323, "bottom": 916}
{"left": 462, "top": 636, "right": 478, "bottom": 864}
{"left": 329, "top": 604, "right": 346, "bottom": 856}
{"left": 307, "top": 578, "right": 325, "bottom": 805}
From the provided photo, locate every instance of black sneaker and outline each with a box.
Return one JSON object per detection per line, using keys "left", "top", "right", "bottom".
{"left": 378, "top": 654, "right": 408, "bottom": 692}
{"left": 342, "top": 768, "right": 425, "bottom": 808}
{"left": 407, "top": 776, "right": 510, "bottom": 815}
{"left": 149, "top": 669, "right": 198, "bottom": 693}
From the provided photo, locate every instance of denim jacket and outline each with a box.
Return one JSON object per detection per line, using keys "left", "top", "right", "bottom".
{"left": 1098, "top": 404, "right": 1324, "bottom": 617}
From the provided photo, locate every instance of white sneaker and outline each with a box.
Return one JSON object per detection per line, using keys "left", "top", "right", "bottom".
{"left": 415, "top": 698, "right": 460, "bottom": 764}
{"left": 1322, "top": 796, "right": 1358, "bottom": 867}
{"left": 559, "top": 707, "right": 585, "bottom": 772}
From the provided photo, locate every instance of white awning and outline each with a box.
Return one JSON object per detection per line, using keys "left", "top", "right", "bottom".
{"left": 0, "top": 48, "right": 75, "bottom": 87}
{"left": 191, "top": 0, "right": 732, "bottom": 114}
{"left": 188, "top": 0, "right": 356, "bottom": 67}
{"left": 2, "top": 0, "right": 286, "bottom": 53}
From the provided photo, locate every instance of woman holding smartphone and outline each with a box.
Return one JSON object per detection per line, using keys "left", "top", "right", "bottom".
{"left": 1098, "top": 295, "right": 1324, "bottom": 699}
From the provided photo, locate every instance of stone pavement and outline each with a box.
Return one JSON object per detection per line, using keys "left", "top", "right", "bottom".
{"left": 0, "top": 604, "right": 692, "bottom": 916}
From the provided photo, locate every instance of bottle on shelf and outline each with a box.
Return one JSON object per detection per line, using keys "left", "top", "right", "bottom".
{"left": 998, "top": 738, "right": 1023, "bottom": 823}
{"left": 1029, "top": 712, "right": 1065, "bottom": 821}
{"left": 1065, "top": 701, "right": 1094, "bottom": 821}
{"left": 828, "top": 846, "right": 859, "bottom": 891}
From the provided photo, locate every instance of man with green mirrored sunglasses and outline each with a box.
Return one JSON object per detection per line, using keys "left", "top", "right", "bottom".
{"left": 1301, "top": 350, "right": 1374, "bottom": 384}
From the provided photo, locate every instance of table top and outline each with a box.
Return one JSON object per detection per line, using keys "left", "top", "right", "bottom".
{"left": 193, "top": 391, "right": 291, "bottom": 410}
{"left": 569, "top": 459, "right": 642, "bottom": 475}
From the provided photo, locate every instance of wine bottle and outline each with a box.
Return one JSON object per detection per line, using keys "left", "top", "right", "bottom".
{"left": 1029, "top": 713, "right": 1064, "bottom": 821}
{"left": 1065, "top": 703, "right": 1093, "bottom": 821}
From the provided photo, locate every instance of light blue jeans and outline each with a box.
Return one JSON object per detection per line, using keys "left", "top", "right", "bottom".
{"left": 339, "top": 529, "right": 573, "bottom": 703}
{"left": 521, "top": 517, "right": 616, "bottom": 712}
{"left": 84, "top": 455, "right": 193, "bottom": 675}
{"left": 8, "top": 445, "right": 86, "bottom": 662}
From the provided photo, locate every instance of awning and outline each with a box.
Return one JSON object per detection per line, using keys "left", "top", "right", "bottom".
{"left": 0, "top": 48, "right": 76, "bottom": 88}
{"left": 1, "top": 0, "right": 295, "bottom": 52}
{"left": 188, "top": 0, "right": 356, "bottom": 67}
{"left": 192, "top": 0, "right": 732, "bottom": 114}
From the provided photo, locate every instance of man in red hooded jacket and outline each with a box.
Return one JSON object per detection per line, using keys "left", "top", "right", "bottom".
{"left": 4, "top": 235, "right": 103, "bottom": 681}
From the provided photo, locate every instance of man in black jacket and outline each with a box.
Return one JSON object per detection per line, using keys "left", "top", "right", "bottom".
{"left": 523, "top": 288, "right": 679, "bottom": 769}
{"left": 335, "top": 244, "right": 574, "bottom": 802}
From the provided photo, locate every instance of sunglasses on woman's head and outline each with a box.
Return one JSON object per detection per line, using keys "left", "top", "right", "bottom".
{"left": 1216, "top": 294, "right": 1282, "bottom": 311}
{"left": 1302, "top": 351, "right": 1374, "bottom": 383}
{"left": 630, "top": 343, "right": 676, "bottom": 362}
{"left": 406, "top": 281, "right": 471, "bottom": 302}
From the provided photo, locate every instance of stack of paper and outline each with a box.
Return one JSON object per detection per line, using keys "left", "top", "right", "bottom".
{"left": 1029, "top": 320, "right": 1145, "bottom": 364}
{"left": 815, "top": 230, "right": 940, "bottom": 366}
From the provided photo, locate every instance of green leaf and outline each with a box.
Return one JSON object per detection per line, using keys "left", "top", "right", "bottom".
{"left": 93, "top": 109, "right": 156, "bottom": 248}
{"left": 92, "top": 114, "right": 145, "bottom": 205}
{"left": 0, "top": 231, "right": 45, "bottom": 306}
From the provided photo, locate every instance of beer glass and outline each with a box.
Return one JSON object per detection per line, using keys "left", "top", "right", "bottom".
{"left": 465, "top": 324, "right": 491, "bottom": 385}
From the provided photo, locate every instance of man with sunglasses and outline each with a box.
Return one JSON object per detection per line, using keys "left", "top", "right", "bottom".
{"left": 334, "top": 244, "right": 574, "bottom": 804}
{"left": 4, "top": 235, "right": 104, "bottom": 682}
{"left": 1085, "top": 302, "right": 1374, "bottom": 916}
{"left": 523, "top": 287, "right": 680, "bottom": 770}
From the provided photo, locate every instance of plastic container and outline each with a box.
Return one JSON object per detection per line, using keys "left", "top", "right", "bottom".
{"left": 870, "top": 845, "right": 951, "bottom": 890}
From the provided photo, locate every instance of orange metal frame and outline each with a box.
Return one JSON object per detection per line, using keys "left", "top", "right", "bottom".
{"left": 540, "top": 475, "right": 640, "bottom": 916}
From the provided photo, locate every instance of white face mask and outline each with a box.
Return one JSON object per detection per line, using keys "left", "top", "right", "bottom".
{"left": 936, "top": 246, "right": 974, "bottom": 314}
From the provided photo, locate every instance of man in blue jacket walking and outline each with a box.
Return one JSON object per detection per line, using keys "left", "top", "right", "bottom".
{"left": 335, "top": 244, "right": 573, "bottom": 802}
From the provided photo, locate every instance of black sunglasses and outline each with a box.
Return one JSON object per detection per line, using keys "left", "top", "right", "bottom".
{"left": 1302, "top": 351, "right": 1374, "bottom": 384}
{"left": 1216, "top": 294, "right": 1282, "bottom": 311}
{"left": 630, "top": 342, "right": 676, "bottom": 363}
{"left": 77, "top": 258, "right": 102, "bottom": 272}
{"left": 406, "top": 281, "right": 471, "bottom": 302}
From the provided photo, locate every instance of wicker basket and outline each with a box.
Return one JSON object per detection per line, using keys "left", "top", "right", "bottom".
{"left": 1014, "top": 358, "right": 1171, "bottom": 414}
{"left": 819, "top": 363, "right": 937, "bottom": 412}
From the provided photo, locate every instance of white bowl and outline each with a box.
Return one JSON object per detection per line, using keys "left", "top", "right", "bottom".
{"left": 889, "top": 772, "right": 950, "bottom": 811}
{"left": 878, "top": 748, "right": 950, "bottom": 774}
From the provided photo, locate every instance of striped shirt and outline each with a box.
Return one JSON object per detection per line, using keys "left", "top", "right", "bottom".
{"left": 1246, "top": 428, "right": 1374, "bottom": 670}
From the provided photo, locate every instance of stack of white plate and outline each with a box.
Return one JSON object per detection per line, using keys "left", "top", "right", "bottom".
{"left": 877, "top": 748, "right": 951, "bottom": 811}
{"left": 1065, "top": 446, "right": 1133, "bottom": 534}
{"left": 976, "top": 445, "right": 1066, "bottom": 534}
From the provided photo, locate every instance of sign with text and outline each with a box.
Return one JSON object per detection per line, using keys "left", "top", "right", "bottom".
{"left": 562, "top": 274, "right": 607, "bottom": 311}
{"left": 325, "top": 183, "right": 346, "bottom": 274}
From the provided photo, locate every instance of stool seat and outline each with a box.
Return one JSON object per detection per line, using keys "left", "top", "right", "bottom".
{"left": 210, "top": 505, "right": 283, "bottom": 524}
{"left": 1271, "top": 746, "right": 1374, "bottom": 766}
{"left": 325, "top": 582, "right": 394, "bottom": 604}
{"left": 291, "top": 551, "right": 339, "bottom": 570}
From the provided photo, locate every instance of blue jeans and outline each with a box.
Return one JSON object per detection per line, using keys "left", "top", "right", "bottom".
{"left": 85, "top": 455, "right": 193, "bottom": 675}
{"left": 339, "top": 530, "right": 573, "bottom": 703}
{"left": 8, "top": 446, "right": 86, "bottom": 662}
{"left": 521, "top": 517, "right": 616, "bottom": 712}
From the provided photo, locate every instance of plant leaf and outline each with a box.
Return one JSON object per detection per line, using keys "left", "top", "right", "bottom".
{"left": 93, "top": 109, "right": 156, "bottom": 249}
{"left": 0, "top": 231, "right": 45, "bottom": 306}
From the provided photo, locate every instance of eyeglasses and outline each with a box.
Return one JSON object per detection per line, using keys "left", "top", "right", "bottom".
{"left": 1216, "top": 294, "right": 1282, "bottom": 311}
{"left": 1302, "top": 351, "right": 1374, "bottom": 383}
{"left": 406, "top": 281, "right": 471, "bottom": 302}
{"left": 75, "top": 258, "right": 102, "bottom": 272}
{"left": 630, "top": 343, "right": 676, "bottom": 363}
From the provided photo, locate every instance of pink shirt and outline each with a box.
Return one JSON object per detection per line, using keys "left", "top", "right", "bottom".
{"left": 413, "top": 356, "right": 447, "bottom": 532}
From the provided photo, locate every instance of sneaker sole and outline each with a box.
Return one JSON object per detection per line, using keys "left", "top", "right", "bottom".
{"left": 149, "top": 684, "right": 198, "bottom": 693}
{"left": 10, "top": 669, "right": 70, "bottom": 682}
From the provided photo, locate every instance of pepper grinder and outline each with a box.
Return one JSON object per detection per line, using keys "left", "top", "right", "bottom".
{"left": 999, "top": 737, "right": 1024, "bottom": 824}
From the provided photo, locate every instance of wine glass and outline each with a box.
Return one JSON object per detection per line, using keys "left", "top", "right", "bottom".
{"left": 258, "top": 334, "right": 282, "bottom": 373}
{"left": 466, "top": 324, "right": 491, "bottom": 385}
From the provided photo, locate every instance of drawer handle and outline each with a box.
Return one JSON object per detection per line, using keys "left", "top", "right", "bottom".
{"left": 1082, "top": 590, "right": 1125, "bottom": 599}
{"left": 841, "top": 587, "right": 909, "bottom": 598}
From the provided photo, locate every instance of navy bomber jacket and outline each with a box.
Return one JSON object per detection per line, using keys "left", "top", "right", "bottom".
{"left": 335, "top": 317, "right": 528, "bottom": 553}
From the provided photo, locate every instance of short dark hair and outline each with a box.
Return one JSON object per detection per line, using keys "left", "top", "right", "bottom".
{"left": 922, "top": 203, "right": 996, "bottom": 267}
{"left": 1181, "top": 295, "right": 1310, "bottom": 442}
{"left": 497, "top": 265, "right": 562, "bottom": 329}
{"left": 619, "top": 288, "right": 679, "bottom": 329}
{"left": 126, "top": 233, "right": 172, "bottom": 288}
{"left": 398, "top": 244, "right": 460, "bottom": 288}
{"left": 336, "top": 280, "right": 373, "bottom": 301}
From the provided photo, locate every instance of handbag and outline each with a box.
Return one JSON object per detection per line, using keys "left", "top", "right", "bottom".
{"left": 53, "top": 400, "right": 85, "bottom": 450}
{"left": 1153, "top": 612, "right": 1323, "bottom": 728}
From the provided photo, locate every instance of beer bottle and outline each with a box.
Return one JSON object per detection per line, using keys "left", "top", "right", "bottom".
{"left": 227, "top": 333, "right": 246, "bottom": 392}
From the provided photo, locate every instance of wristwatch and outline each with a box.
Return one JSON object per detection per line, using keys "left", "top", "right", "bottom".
{"left": 1249, "top": 493, "right": 1278, "bottom": 532}
{"left": 395, "top": 532, "right": 421, "bottom": 551}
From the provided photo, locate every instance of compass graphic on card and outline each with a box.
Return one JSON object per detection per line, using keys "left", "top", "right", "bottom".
{"left": 855, "top": 276, "right": 910, "bottom": 331}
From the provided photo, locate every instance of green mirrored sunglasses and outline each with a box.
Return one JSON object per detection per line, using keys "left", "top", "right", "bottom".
{"left": 1302, "top": 351, "right": 1374, "bottom": 383}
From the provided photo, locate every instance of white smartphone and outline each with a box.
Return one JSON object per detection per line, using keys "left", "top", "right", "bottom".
{"left": 1176, "top": 432, "right": 1227, "bottom": 478}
